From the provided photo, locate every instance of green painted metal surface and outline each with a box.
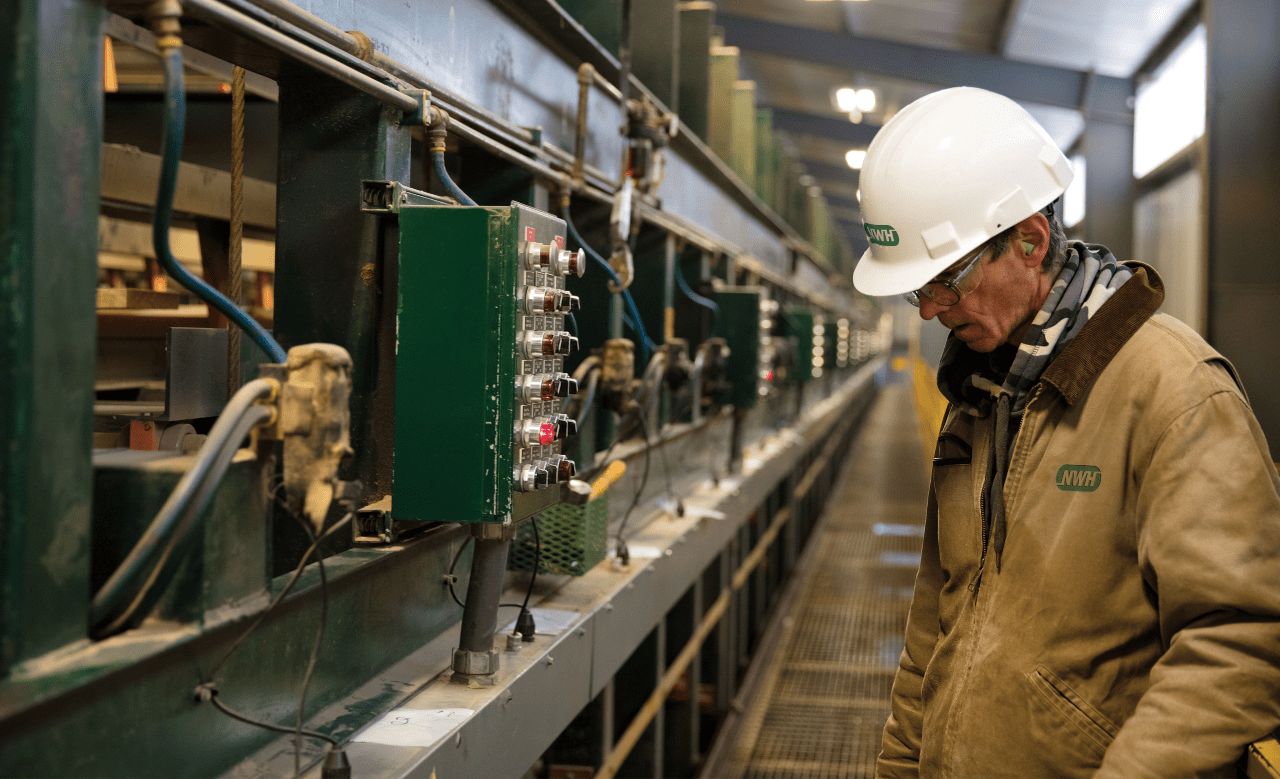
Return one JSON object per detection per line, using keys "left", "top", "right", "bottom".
{"left": 0, "top": 526, "right": 471, "bottom": 777}
{"left": 677, "top": 1, "right": 714, "bottom": 139}
{"left": 784, "top": 310, "right": 817, "bottom": 384}
{"left": 0, "top": 0, "right": 101, "bottom": 674}
{"left": 394, "top": 205, "right": 518, "bottom": 524}
{"left": 394, "top": 203, "right": 569, "bottom": 523}
{"left": 275, "top": 66, "right": 412, "bottom": 516}
{"left": 89, "top": 451, "right": 272, "bottom": 625}
{"left": 713, "top": 288, "right": 762, "bottom": 408}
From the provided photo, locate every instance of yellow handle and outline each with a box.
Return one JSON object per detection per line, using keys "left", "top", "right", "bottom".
{"left": 590, "top": 460, "right": 627, "bottom": 500}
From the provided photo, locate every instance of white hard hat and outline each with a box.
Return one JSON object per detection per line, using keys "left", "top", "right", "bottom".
{"left": 852, "top": 87, "right": 1074, "bottom": 297}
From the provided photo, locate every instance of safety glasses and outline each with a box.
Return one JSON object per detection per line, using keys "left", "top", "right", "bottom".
{"left": 902, "top": 241, "right": 992, "bottom": 308}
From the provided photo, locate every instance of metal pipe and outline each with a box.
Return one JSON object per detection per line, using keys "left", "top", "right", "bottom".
{"left": 216, "top": 0, "right": 387, "bottom": 81}
{"left": 573, "top": 63, "right": 594, "bottom": 186}
{"left": 451, "top": 537, "right": 511, "bottom": 682}
{"left": 181, "top": 0, "right": 417, "bottom": 113}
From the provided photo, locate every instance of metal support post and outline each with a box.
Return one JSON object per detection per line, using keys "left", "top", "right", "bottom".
{"left": 275, "top": 64, "right": 412, "bottom": 509}
{"left": 1205, "top": 0, "right": 1280, "bottom": 456}
{"left": 1081, "top": 73, "right": 1136, "bottom": 263}
{"left": 451, "top": 531, "right": 512, "bottom": 683}
{"left": 1, "top": 0, "right": 102, "bottom": 672}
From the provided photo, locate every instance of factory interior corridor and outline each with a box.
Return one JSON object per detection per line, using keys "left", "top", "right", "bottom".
{"left": 710, "top": 378, "right": 929, "bottom": 779}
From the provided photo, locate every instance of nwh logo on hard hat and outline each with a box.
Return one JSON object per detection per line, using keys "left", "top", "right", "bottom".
{"left": 864, "top": 224, "right": 899, "bottom": 246}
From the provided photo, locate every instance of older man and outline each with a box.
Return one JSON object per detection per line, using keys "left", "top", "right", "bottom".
{"left": 852, "top": 87, "right": 1280, "bottom": 778}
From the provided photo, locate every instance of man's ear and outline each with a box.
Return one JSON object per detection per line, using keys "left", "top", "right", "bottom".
{"left": 1014, "top": 212, "right": 1050, "bottom": 268}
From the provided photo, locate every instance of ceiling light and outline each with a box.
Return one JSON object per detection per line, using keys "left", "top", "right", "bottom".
{"left": 834, "top": 87, "right": 857, "bottom": 113}
{"left": 855, "top": 88, "right": 876, "bottom": 113}
{"left": 845, "top": 149, "right": 867, "bottom": 169}
{"left": 856, "top": 188, "right": 862, "bottom": 202}
{"left": 848, "top": 109, "right": 863, "bottom": 124}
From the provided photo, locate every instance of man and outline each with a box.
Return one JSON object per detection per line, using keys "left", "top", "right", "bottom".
{"left": 852, "top": 87, "right": 1280, "bottom": 778}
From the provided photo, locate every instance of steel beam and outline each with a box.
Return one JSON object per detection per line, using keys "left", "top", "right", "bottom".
{"left": 0, "top": 0, "right": 102, "bottom": 672}
{"left": 769, "top": 106, "right": 879, "bottom": 148}
{"left": 798, "top": 158, "right": 860, "bottom": 189}
{"left": 719, "top": 12, "right": 1133, "bottom": 116}
{"left": 1080, "top": 75, "right": 1135, "bottom": 267}
{"left": 274, "top": 63, "right": 411, "bottom": 507}
{"left": 1205, "top": 0, "right": 1280, "bottom": 457}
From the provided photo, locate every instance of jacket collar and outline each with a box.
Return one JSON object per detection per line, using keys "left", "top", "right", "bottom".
{"left": 1040, "top": 262, "right": 1165, "bottom": 405}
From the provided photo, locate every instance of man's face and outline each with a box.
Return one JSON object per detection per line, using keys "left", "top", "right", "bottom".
{"left": 917, "top": 245, "right": 1043, "bottom": 353}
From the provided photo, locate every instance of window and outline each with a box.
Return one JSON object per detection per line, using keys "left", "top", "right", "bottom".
{"left": 1132, "top": 24, "right": 1206, "bottom": 178}
{"left": 1063, "top": 155, "right": 1086, "bottom": 228}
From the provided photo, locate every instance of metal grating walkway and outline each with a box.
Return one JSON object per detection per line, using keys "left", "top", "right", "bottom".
{"left": 728, "top": 382, "right": 930, "bottom": 779}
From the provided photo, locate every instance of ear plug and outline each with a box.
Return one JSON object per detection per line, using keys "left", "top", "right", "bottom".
{"left": 1022, "top": 241, "right": 1035, "bottom": 255}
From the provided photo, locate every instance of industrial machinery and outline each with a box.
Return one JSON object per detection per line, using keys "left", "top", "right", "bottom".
{"left": 1, "top": 0, "right": 887, "bottom": 776}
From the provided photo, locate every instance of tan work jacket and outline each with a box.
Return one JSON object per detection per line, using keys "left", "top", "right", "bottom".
{"left": 878, "top": 265, "right": 1280, "bottom": 778}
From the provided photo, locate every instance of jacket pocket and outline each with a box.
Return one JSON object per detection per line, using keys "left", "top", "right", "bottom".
{"left": 1026, "top": 665, "right": 1120, "bottom": 755}
{"left": 933, "top": 432, "right": 972, "bottom": 467}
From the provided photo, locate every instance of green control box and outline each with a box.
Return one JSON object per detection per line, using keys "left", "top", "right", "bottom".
{"left": 713, "top": 287, "right": 763, "bottom": 408}
{"left": 394, "top": 203, "right": 585, "bottom": 523}
{"left": 784, "top": 310, "right": 817, "bottom": 383}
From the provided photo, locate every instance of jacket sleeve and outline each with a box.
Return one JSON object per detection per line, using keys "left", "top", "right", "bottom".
{"left": 877, "top": 487, "right": 946, "bottom": 779}
{"left": 1095, "top": 384, "right": 1280, "bottom": 779}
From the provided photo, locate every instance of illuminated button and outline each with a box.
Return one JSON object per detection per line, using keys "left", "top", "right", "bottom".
{"left": 523, "top": 241, "right": 553, "bottom": 271}
{"left": 523, "top": 286, "right": 559, "bottom": 313}
{"left": 553, "top": 248, "right": 586, "bottom": 277}
{"left": 515, "top": 417, "right": 557, "bottom": 446}
{"left": 516, "top": 374, "right": 557, "bottom": 402}
{"left": 557, "top": 457, "right": 576, "bottom": 482}
{"left": 519, "top": 330, "right": 557, "bottom": 357}
{"left": 514, "top": 462, "right": 541, "bottom": 492}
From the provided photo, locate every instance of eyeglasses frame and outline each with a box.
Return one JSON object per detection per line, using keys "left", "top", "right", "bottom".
{"left": 902, "top": 241, "right": 993, "bottom": 308}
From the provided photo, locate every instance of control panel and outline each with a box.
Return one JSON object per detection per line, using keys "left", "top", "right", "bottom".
{"left": 712, "top": 287, "right": 765, "bottom": 407}
{"left": 393, "top": 202, "right": 585, "bottom": 524}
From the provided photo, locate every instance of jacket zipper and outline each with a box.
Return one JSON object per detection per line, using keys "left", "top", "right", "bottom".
{"left": 969, "top": 386, "right": 1040, "bottom": 592}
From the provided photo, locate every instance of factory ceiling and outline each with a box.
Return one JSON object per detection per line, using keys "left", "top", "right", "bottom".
{"left": 717, "top": 0, "right": 1198, "bottom": 235}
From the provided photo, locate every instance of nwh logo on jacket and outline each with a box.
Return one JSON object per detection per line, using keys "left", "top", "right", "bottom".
{"left": 1055, "top": 464, "right": 1101, "bottom": 492}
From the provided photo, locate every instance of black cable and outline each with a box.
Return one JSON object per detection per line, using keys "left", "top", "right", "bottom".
{"left": 639, "top": 404, "right": 681, "bottom": 517}
{"left": 205, "top": 512, "right": 353, "bottom": 683}
{"left": 443, "top": 534, "right": 524, "bottom": 611}
{"left": 203, "top": 690, "right": 337, "bottom": 746}
{"left": 294, "top": 516, "right": 329, "bottom": 777}
{"left": 521, "top": 519, "right": 541, "bottom": 613}
{"left": 614, "top": 420, "right": 652, "bottom": 562}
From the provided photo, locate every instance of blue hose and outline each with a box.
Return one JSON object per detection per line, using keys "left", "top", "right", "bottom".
{"left": 156, "top": 48, "right": 286, "bottom": 364}
{"left": 674, "top": 260, "right": 718, "bottom": 314}
{"left": 561, "top": 208, "right": 655, "bottom": 360}
{"left": 432, "top": 149, "right": 477, "bottom": 206}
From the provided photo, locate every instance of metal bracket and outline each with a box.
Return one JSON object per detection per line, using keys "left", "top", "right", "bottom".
{"left": 359, "top": 180, "right": 453, "bottom": 214}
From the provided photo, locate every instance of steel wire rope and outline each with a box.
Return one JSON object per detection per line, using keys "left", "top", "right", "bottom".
{"left": 228, "top": 64, "right": 245, "bottom": 395}
{"left": 154, "top": 46, "right": 286, "bottom": 364}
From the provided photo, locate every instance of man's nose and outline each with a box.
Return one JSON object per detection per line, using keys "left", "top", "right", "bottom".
{"left": 918, "top": 297, "right": 944, "bottom": 320}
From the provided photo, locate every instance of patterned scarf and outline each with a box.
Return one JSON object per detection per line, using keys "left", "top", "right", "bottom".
{"left": 935, "top": 242, "right": 1133, "bottom": 569}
